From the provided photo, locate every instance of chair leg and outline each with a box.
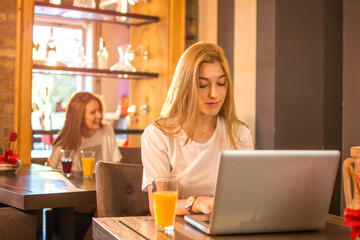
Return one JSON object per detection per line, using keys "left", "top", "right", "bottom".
{"left": 44, "top": 208, "right": 53, "bottom": 239}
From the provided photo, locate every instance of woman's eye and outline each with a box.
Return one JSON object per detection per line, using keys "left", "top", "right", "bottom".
{"left": 218, "top": 83, "right": 226, "bottom": 86}
{"left": 199, "top": 85, "right": 207, "bottom": 88}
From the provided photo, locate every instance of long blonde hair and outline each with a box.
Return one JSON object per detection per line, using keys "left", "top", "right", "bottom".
{"left": 155, "top": 41, "right": 247, "bottom": 149}
{"left": 52, "top": 92, "right": 105, "bottom": 151}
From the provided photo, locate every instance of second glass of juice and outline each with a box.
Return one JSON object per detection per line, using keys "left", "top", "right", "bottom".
{"left": 152, "top": 177, "right": 178, "bottom": 232}
{"left": 80, "top": 150, "right": 95, "bottom": 178}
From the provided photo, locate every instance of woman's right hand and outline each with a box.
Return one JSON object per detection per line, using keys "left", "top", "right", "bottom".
{"left": 193, "top": 196, "right": 214, "bottom": 215}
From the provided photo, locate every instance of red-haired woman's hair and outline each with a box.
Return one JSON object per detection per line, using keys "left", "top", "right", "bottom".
{"left": 52, "top": 92, "right": 105, "bottom": 151}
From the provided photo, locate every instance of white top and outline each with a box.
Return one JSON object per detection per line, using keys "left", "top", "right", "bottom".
{"left": 48, "top": 122, "right": 122, "bottom": 172}
{"left": 141, "top": 116, "right": 253, "bottom": 199}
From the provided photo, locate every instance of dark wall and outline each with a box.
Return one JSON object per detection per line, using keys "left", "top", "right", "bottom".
{"left": 342, "top": 0, "right": 360, "bottom": 212}
{"left": 256, "top": 0, "right": 276, "bottom": 149}
{"left": 275, "top": 1, "right": 325, "bottom": 149}
{"left": 257, "top": 0, "right": 343, "bottom": 215}
{"left": 218, "top": 0, "right": 234, "bottom": 78}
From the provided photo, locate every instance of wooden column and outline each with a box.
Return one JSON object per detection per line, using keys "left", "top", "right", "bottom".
{"left": 15, "top": 0, "right": 34, "bottom": 165}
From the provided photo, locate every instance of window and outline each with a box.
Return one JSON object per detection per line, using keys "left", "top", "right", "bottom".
{"left": 32, "top": 24, "right": 86, "bottom": 150}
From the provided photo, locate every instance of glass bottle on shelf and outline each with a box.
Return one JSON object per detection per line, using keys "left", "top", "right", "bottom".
{"left": 44, "top": 27, "right": 57, "bottom": 66}
{"left": 97, "top": 37, "right": 108, "bottom": 69}
{"left": 49, "top": 0, "right": 61, "bottom": 4}
{"left": 110, "top": 44, "right": 136, "bottom": 72}
{"left": 73, "top": 0, "right": 96, "bottom": 9}
{"left": 116, "top": 0, "right": 128, "bottom": 22}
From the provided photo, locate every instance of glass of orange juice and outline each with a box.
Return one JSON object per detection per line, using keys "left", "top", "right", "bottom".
{"left": 152, "top": 177, "right": 178, "bottom": 232}
{"left": 80, "top": 150, "right": 95, "bottom": 178}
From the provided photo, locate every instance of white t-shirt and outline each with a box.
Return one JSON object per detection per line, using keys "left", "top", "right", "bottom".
{"left": 48, "top": 122, "right": 122, "bottom": 172}
{"left": 141, "top": 116, "right": 253, "bottom": 199}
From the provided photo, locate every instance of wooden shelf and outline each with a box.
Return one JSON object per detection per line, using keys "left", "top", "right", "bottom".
{"left": 33, "top": 64, "right": 158, "bottom": 80}
{"left": 34, "top": 1, "right": 159, "bottom": 26}
{"left": 33, "top": 129, "right": 144, "bottom": 135}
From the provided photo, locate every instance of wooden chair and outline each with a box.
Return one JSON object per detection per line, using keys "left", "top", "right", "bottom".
{"left": 95, "top": 161, "right": 150, "bottom": 217}
{"left": 0, "top": 207, "right": 37, "bottom": 240}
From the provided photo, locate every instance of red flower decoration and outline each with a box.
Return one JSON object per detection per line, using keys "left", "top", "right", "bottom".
{"left": 344, "top": 208, "right": 360, "bottom": 240}
{"left": 1, "top": 131, "right": 19, "bottom": 164}
{"left": 5, "top": 149, "right": 13, "bottom": 158}
{"left": 7, "top": 154, "right": 18, "bottom": 164}
{"left": 9, "top": 132, "right": 17, "bottom": 142}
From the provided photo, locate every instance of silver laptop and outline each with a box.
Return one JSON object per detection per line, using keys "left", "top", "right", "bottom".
{"left": 184, "top": 150, "right": 340, "bottom": 235}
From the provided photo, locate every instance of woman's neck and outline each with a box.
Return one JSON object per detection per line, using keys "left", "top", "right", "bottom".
{"left": 81, "top": 125, "right": 97, "bottom": 138}
{"left": 183, "top": 115, "right": 217, "bottom": 143}
{"left": 197, "top": 115, "right": 217, "bottom": 132}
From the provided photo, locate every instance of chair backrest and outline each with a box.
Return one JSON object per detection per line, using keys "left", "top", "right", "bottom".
{"left": 0, "top": 207, "right": 37, "bottom": 240}
{"left": 119, "top": 147, "right": 142, "bottom": 164}
{"left": 95, "top": 161, "right": 150, "bottom": 217}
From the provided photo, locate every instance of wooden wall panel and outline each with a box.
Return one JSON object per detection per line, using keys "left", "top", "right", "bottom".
{"left": 129, "top": 0, "right": 185, "bottom": 146}
{"left": 15, "top": 0, "right": 34, "bottom": 165}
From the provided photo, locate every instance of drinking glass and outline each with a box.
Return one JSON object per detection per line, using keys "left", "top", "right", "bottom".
{"left": 152, "top": 177, "right": 178, "bottom": 232}
{"left": 73, "top": 0, "right": 96, "bottom": 8}
{"left": 80, "top": 150, "right": 95, "bottom": 178}
{"left": 60, "top": 149, "right": 74, "bottom": 178}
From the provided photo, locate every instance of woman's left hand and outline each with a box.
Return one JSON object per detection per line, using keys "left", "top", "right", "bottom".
{"left": 192, "top": 196, "right": 213, "bottom": 215}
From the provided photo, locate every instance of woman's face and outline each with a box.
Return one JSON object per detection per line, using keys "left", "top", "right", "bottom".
{"left": 198, "top": 61, "right": 228, "bottom": 117}
{"left": 83, "top": 99, "right": 102, "bottom": 130}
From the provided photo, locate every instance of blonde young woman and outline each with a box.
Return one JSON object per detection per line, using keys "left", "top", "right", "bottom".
{"left": 48, "top": 92, "right": 121, "bottom": 170}
{"left": 141, "top": 42, "right": 254, "bottom": 216}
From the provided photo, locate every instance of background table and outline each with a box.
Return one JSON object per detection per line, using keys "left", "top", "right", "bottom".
{"left": 0, "top": 164, "right": 96, "bottom": 239}
{"left": 93, "top": 215, "right": 351, "bottom": 240}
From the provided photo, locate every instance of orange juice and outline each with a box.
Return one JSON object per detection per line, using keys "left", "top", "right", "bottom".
{"left": 81, "top": 158, "right": 95, "bottom": 178}
{"left": 152, "top": 191, "right": 178, "bottom": 228}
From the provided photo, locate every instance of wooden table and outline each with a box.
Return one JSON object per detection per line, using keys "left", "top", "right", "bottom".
{"left": 0, "top": 164, "right": 96, "bottom": 239}
{"left": 92, "top": 215, "right": 352, "bottom": 240}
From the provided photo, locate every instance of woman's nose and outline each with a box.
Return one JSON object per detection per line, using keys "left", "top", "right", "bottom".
{"left": 209, "top": 84, "right": 218, "bottom": 98}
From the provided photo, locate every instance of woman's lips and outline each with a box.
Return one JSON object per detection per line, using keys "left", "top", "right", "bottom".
{"left": 206, "top": 102, "right": 219, "bottom": 107}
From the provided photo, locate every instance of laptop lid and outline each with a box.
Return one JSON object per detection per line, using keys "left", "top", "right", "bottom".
{"left": 185, "top": 150, "right": 340, "bottom": 235}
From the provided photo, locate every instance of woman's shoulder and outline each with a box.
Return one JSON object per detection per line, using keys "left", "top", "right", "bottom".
{"left": 217, "top": 115, "right": 253, "bottom": 145}
{"left": 101, "top": 122, "right": 114, "bottom": 131}
{"left": 143, "top": 122, "right": 164, "bottom": 137}
{"left": 143, "top": 118, "right": 182, "bottom": 142}
{"left": 218, "top": 116, "right": 249, "bottom": 132}
{"left": 145, "top": 118, "right": 179, "bottom": 133}
{"left": 95, "top": 122, "right": 116, "bottom": 137}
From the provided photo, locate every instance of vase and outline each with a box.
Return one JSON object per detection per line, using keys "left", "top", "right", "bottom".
{"left": 110, "top": 44, "right": 136, "bottom": 72}
{"left": 0, "top": 160, "right": 21, "bottom": 174}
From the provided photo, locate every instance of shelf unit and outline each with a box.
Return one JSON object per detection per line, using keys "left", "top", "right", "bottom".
{"left": 32, "top": 1, "right": 160, "bottom": 141}
{"left": 33, "top": 64, "right": 158, "bottom": 80}
{"left": 34, "top": 1, "right": 159, "bottom": 26}
{"left": 33, "top": 129, "right": 144, "bottom": 135}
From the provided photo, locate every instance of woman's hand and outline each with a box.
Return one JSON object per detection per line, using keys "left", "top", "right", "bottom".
{"left": 148, "top": 185, "right": 214, "bottom": 215}
{"left": 192, "top": 196, "right": 213, "bottom": 215}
